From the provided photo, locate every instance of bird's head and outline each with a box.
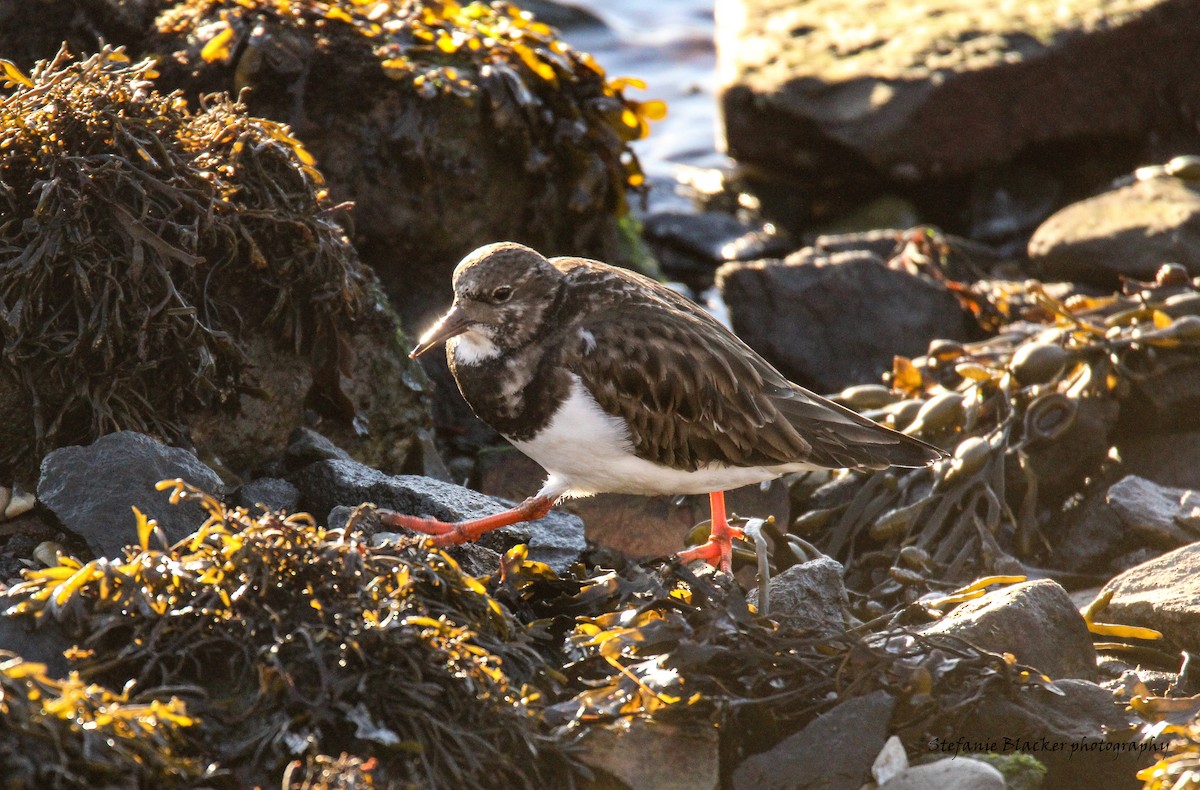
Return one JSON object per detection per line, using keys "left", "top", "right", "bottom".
{"left": 409, "top": 242, "right": 563, "bottom": 359}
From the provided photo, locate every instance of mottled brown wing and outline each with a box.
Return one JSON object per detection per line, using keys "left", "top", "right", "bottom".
{"left": 558, "top": 267, "right": 945, "bottom": 472}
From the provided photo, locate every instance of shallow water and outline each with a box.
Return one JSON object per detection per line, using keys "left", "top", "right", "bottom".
{"left": 562, "top": 0, "right": 726, "bottom": 205}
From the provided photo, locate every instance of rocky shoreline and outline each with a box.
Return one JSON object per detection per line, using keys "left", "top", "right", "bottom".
{"left": 2, "top": 1, "right": 1200, "bottom": 788}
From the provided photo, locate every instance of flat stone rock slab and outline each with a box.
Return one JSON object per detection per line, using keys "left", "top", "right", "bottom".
{"left": 718, "top": 0, "right": 1200, "bottom": 180}
{"left": 37, "top": 431, "right": 225, "bottom": 559}
{"left": 291, "top": 459, "right": 585, "bottom": 572}
{"left": 1099, "top": 541, "right": 1200, "bottom": 654}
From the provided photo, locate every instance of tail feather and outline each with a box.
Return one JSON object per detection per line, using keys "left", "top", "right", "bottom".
{"left": 773, "top": 386, "right": 949, "bottom": 471}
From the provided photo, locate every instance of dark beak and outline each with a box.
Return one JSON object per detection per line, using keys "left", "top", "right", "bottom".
{"left": 409, "top": 305, "right": 472, "bottom": 359}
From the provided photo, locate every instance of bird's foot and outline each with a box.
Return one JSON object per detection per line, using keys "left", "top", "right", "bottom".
{"left": 674, "top": 524, "right": 745, "bottom": 574}
{"left": 378, "top": 495, "right": 555, "bottom": 547}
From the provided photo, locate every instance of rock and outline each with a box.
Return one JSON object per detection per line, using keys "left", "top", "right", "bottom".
{"left": 1120, "top": 356, "right": 1200, "bottom": 434}
{"left": 718, "top": 0, "right": 1200, "bottom": 192}
{"left": 747, "top": 557, "right": 849, "bottom": 637}
{"left": 927, "top": 678, "right": 1145, "bottom": 789}
{"left": 1118, "top": 431, "right": 1200, "bottom": 489}
{"left": 232, "top": 478, "right": 301, "bottom": 515}
{"left": 0, "top": 596, "right": 72, "bottom": 678}
{"left": 731, "top": 690, "right": 895, "bottom": 790}
{"left": 918, "top": 580, "right": 1097, "bottom": 680}
{"left": 577, "top": 720, "right": 719, "bottom": 790}
{"left": 1106, "top": 475, "right": 1200, "bottom": 548}
{"left": 37, "top": 432, "right": 225, "bottom": 560}
{"left": 1052, "top": 483, "right": 1141, "bottom": 575}
{"left": 717, "top": 251, "right": 972, "bottom": 392}
{"left": 879, "top": 758, "right": 1004, "bottom": 790}
{"left": 644, "top": 211, "right": 792, "bottom": 279}
{"left": 187, "top": 289, "right": 434, "bottom": 478}
{"left": 282, "top": 428, "right": 355, "bottom": 472}
{"left": 476, "top": 446, "right": 789, "bottom": 559}
{"left": 291, "top": 459, "right": 585, "bottom": 572}
{"left": 1098, "top": 541, "right": 1200, "bottom": 654}
{"left": 1030, "top": 176, "right": 1200, "bottom": 287}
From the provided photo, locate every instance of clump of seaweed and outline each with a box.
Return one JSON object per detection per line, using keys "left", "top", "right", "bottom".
{"left": 784, "top": 230, "right": 1200, "bottom": 614}
{"left": 154, "top": 0, "right": 662, "bottom": 196}
{"left": 0, "top": 653, "right": 210, "bottom": 786}
{"left": 0, "top": 48, "right": 371, "bottom": 479}
{"left": 1134, "top": 695, "right": 1200, "bottom": 790}
{"left": 6, "top": 481, "right": 573, "bottom": 789}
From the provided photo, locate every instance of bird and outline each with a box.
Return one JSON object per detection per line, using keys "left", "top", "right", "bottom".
{"left": 381, "top": 242, "right": 948, "bottom": 572}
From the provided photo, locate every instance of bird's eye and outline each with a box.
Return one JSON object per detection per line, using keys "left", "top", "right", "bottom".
{"left": 491, "top": 286, "right": 513, "bottom": 303}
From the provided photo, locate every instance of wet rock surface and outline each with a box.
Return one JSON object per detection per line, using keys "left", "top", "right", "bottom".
{"left": 37, "top": 432, "right": 225, "bottom": 560}
{"left": 644, "top": 210, "right": 791, "bottom": 282}
{"left": 919, "top": 580, "right": 1097, "bottom": 680}
{"left": 1029, "top": 175, "right": 1200, "bottom": 287}
{"left": 717, "top": 249, "right": 973, "bottom": 392}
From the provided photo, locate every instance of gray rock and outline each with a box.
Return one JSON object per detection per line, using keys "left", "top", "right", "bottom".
{"left": 731, "top": 690, "right": 895, "bottom": 790}
{"left": 934, "top": 678, "right": 1145, "bottom": 789}
{"left": 291, "top": 459, "right": 585, "bottom": 572}
{"left": 233, "top": 477, "right": 301, "bottom": 514}
{"left": 1052, "top": 485, "right": 1140, "bottom": 575}
{"left": 1119, "top": 431, "right": 1200, "bottom": 490}
{"left": 718, "top": 0, "right": 1200, "bottom": 185}
{"left": 919, "top": 579, "right": 1097, "bottom": 680}
{"left": 1098, "top": 540, "right": 1200, "bottom": 653}
{"left": 717, "top": 251, "right": 971, "bottom": 392}
{"left": 1030, "top": 177, "right": 1200, "bottom": 287}
{"left": 38, "top": 431, "right": 225, "bottom": 559}
{"left": 578, "top": 720, "right": 719, "bottom": 790}
{"left": 879, "top": 758, "right": 1004, "bottom": 790}
{"left": 1106, "top": 475, "right": 1200, "bottom": 548}
{"left": 748, "top": 556, "right": 849, "bottom": 637}
{"left": 283, "top": 427, "right": 355, "bottom": 472}
{"left": 1121, "top": 356, "right": 1200, "bottom": 434}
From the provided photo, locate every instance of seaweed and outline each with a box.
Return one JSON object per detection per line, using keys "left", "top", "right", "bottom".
{"left": 152, "top": 0, "right": 663, "bottom": 205}
{"left": 786, "top": 232, "right": 1200, "bottom": 614}
{"left": 6, "top": 481, "right": 576, "bottom": 788}
{"left": 0, "top": 48, "right": 371, "bottom": 479}
{"left": 2, "top": 480, "right": 1079, "bottom": 787}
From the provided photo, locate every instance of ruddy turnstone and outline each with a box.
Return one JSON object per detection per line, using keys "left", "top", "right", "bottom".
{"left": 383, "top": 242, "right": 947, "bottom": 572}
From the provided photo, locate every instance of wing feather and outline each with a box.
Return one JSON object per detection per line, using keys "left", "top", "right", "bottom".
{"left": 555, "top": 262, "right": 945, "bottom": 472}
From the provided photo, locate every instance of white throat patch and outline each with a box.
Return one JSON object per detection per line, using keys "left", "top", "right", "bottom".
{"left": 451, "top": 329, "right": 501, "bottom": 363}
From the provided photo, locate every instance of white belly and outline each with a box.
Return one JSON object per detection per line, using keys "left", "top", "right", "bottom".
{"left": 510, "top": 376, "right": 812, "bottom": 500}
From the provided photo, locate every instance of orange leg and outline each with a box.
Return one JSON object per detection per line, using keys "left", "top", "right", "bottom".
{"left": 378, "top": 495, "right": 555, "bottom": 546}
{"left": 674, "top": 491, "right": 745, "bottom": 573}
